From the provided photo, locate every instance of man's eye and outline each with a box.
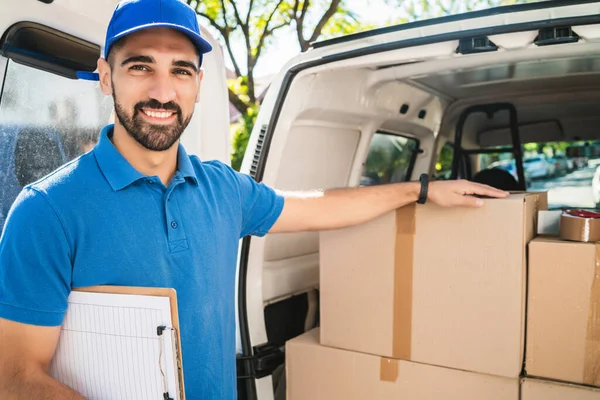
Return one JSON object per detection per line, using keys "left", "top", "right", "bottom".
{"left": 174, "top": 69, "right": 192, "bottom": 76}
{"left": 130, "top": 65, "right": 150, "bottom": 71}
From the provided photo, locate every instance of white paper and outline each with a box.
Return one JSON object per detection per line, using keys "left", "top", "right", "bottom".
{"left": 538, "top": 210, "right": 562, "bottom": 235}
{"left": 49, "top": 291, "right": 180, "bottom": 400}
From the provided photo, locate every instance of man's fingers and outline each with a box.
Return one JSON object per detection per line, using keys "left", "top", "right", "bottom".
{"left": 456, "top": 194, "right": 485, "bottom": 208}
{"left": 467, "top": 182, "right": 510, "bottom": 198}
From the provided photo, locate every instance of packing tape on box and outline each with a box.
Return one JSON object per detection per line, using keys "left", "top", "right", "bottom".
{"left": 380, "top": 357, "right": 399, "bottom": 382}
{"left": 392, "top": 205, "right": 415, "bottom": 361}
{"left": 560, "top": 211, "right": 600, "bottom": 243}
{"left": 583, "top": 245, "right": 600, "bottom": 386}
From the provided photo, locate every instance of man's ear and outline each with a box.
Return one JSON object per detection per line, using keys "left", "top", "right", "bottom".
{"left": 195, "top": 69, "right": 204, "bottom": 103}
{"left": 97, "top": 58, "right": 113, "bottom": 96}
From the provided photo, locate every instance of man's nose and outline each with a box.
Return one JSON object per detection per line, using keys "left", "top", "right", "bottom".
{"left": 147, "top": 72, "right": 177, "bottom": 105}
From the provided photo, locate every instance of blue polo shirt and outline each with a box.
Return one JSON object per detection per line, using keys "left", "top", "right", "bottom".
{"left": 0, "top": 125, "right": 284, "bottom": 399}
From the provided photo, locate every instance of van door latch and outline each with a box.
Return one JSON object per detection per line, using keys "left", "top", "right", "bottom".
{"left": 236, "top": 343, "right": 285, "bottom": 380}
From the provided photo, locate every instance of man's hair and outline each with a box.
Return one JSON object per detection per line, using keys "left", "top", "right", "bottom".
{"left": 105, "top": 35, "right": 203, "bottom": 70}
{"left": 106, "top": 37, "right": 126, "bottom": 69}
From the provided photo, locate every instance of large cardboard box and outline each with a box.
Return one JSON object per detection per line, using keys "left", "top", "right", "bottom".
{"left": 286, "top": 329, "right": 519, "bottom": 400}
{"left": 522, "top": 378, "right": 600, "bottom": 399}
{"left": 320, "top": 193, "right": 546, "bottom": 378}
{"left": 526, "top": 237, "right": 600, "bottom": 386}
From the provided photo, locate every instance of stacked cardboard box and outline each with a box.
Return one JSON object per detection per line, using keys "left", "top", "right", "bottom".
{"left": 521, "top": 378, "right": 600, "bottom": 400}
{"left": 525, "top": 236, "right": 600, "bottom": 397}
{"left": 286, "top": 329, "right": 519, "bottom": 400}
{"left": 286, "top": 193, "right": 548, "bottom": 399}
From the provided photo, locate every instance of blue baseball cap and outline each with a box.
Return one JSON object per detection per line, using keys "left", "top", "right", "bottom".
{"left": 78, "top": 0, "right": 213, "bottom": 81}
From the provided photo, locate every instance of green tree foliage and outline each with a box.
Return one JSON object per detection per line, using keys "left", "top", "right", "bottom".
{"left": 186, "top": 0, "right": 371, "bottom": 170}
{"left": 230, "top": 103, "right": 258, "bottom": 171}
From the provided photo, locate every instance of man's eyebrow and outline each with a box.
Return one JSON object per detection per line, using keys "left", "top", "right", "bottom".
{"left": 121, "top": 55, "right": 154, "bottom": 66}
{"left": 173, "top": 60, "right": 199, "bottom": 73}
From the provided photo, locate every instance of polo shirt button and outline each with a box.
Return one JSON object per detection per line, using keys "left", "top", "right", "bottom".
{"left": 171, "top": 221, "right": 178, "bottom": 229}
{"left": 147, "top": 180, "right": 154, "bottom": 184}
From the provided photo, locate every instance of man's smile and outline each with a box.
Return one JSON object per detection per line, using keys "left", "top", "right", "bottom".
{"left": 140, "top": 108, "right": 177, "bottom": 123}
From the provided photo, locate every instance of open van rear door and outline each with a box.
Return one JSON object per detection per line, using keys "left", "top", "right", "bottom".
{"left": 0, "top": 0, "right": 230, "bottom": 164}
{"left": 234, "top": 1, "right": 600, "bottom": 399}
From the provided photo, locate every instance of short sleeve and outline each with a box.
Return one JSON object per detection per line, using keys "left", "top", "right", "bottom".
{"left": 233, "top": 171, "right": 284, "bottom": 238}
{"left": 0, "top": 187, "right": 72, "bottom": 326}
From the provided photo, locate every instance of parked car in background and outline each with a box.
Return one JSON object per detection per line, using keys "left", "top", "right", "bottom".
{"left": 549, "top": 155, "right": 569, "bottom": 176}
{"left": 523, "top": 155, "right": 552, "bottom": 179}
{"left": 592, "top": 165, "right": 600, "bottom": 206}
{"left": 488, "top": 159, "right": 533, "bottom": 187}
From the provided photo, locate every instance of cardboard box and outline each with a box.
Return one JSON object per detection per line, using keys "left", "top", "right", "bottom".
{"left": 522, "top": 378, "right": 600, "bottom": 399}
{"left": 286, "top": 329, "right": 519, "bottom": 400}
{"left": 526, "top": 237, "right": 600, "bottom": 387}
{"left": 320, "top": 193, "right": 546, "bottom": 378}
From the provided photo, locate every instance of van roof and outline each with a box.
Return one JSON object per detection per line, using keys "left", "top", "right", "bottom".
{"left": 311, "top": 0, "right": 600, "bottom": 49}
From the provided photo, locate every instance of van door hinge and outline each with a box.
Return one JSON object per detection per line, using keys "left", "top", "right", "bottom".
{"left": 535, "top": 26, "right": 579, "bottom": 46}
{"left": 456, "top": 36, "right": 498, "bottom": 54}
{"left": 236, "top": 343, "right": 285, "bottom": 380}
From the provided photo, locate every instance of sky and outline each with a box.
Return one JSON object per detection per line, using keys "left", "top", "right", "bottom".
{"left": 218, "top": 0, "right": 405, "bottom": 77}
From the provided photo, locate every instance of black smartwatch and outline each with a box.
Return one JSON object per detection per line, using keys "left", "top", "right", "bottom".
{"left": 417, "top": 173, "right": 429, "bottom": 204}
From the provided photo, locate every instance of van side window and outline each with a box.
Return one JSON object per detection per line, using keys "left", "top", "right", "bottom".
{"left": 361, "top": 132, "right": 419, "bottom": 186}
{"left": 0, "top": 60, "right": 113, "bottom": 232}
{"left": 434, "top": 142, "right": 454, "bottom": 180}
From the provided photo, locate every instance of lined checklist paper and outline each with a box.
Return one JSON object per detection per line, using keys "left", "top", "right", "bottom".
{"left": 49, "top": 291, "right": 181, "bottom": 400}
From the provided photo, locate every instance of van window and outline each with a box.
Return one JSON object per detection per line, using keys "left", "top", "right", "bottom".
{"left": 0, "top": 59, "right": 113, "bottom": 232}
{"left": 361, "top": 132, "right": 419, "bottom": 186}
{"left": 476, "top": 141, "right": 593, "bottom": 210}
{"left": 434, "top": 142, "right": 454, "bottom": 180}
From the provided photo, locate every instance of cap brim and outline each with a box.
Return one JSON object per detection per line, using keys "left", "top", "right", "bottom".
{"left": 77, "top": 23, "right": 212, "bottom": 81}
{"left": 77, "top": 71, "right": 100, "bottom": 81}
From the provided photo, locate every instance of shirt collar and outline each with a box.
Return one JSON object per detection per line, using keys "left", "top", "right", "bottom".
{"left": 93, "top": 125, "right": 199, "bottom": 191}
{"left": 176, "top": 141, "right": 199, "bottom": 185}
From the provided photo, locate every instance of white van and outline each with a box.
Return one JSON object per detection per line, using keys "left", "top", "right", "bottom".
{"left": 1, "top": 1, "right": 599, "bottom": 399}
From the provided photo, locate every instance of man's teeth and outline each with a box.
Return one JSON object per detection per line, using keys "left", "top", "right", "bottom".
{"left": 143, "top": 110, "right": 174, "bottom": 119}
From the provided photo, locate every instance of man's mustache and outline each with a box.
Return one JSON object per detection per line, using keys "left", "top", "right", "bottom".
{"left": 134, "top": 99, "right": 181, "bottom": 114}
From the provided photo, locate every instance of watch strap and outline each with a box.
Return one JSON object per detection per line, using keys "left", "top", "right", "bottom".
{"left": 417, "top": 173, "right": 429, "bottom": 204}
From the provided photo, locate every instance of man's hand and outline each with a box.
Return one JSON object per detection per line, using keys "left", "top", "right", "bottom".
{"left": 0, "top": 318, "right": 84, "bottom": 399}
{"left": 428, "top": 180, "right": 510, "bottom": 208}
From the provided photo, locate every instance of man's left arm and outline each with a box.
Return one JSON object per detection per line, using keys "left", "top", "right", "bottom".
{"left": 269, "top": 179, "right": 509, "bottom": 234}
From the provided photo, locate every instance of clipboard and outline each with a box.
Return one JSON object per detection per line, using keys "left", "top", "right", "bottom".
{"left": 49, "top": 285, "right": 186, "bottom": 400}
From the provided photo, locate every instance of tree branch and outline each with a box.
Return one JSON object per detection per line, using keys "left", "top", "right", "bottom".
{"left": 219, "top": 0, "right": 232, "bottom": 28}
{"left": 254, "top": 0, "right": 286, "bottom": 62}
{"left": 307, "top": 0, "right": 341, "bottom": 46}
{"left": 294, "top": 0, "right": 309, "bottom": 49}
{"left": 299, "top": 0, "right": 310, "bottom": 26}
{"left": 255, "top": 22, "right": 288, "bottom": 62}
{"left": 230, "top": 0, "right": 247, "bottom": 32}
{"left": 246, "top": 0, "right": 254, "bottom": 23}
{"left": 229, "top": 88, "right": 249, "bottom": 115}
{"left": 196, "top": 12, "right": 226, "bottom": 35}
{"left": 195, "top": 11, "right": 243, "bottom": 78}
{"left": 222, "top": 35, "right": 243, "bottom": 78}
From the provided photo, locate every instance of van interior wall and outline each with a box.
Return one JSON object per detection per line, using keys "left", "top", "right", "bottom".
{"left": 261, "top": 68, "right": 442, "bottom": 304}
{"left": 259, "top": 36, "right": 600, "bottom": 312}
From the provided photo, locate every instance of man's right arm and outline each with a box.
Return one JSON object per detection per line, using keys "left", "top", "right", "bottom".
{"left": 0, "top": 188, "right": 78, "bottom": 398}
{"left": 0, "top": 318, "right": 83, "bottom": 399}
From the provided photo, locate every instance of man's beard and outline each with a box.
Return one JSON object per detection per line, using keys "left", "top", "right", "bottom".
{"left": 112, "top": 94, "right": 193, "bottom": 151}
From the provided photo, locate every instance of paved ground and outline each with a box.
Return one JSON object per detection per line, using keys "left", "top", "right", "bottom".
{"left": 529, "top": 166, "right": 596, "bottom": 209}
